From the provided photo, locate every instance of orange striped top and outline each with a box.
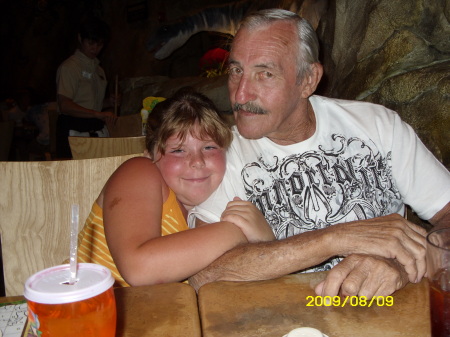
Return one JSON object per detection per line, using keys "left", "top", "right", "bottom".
{"left": 77, "top": 188, "right": 188, "bottom": 287}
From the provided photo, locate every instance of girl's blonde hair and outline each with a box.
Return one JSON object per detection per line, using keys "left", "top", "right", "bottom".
{"left": 146, "top": 87, "right": 232, "bottom": 157}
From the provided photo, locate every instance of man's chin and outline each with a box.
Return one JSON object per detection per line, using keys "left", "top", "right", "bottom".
{"left": 235, "top": 124, "right": 265, "bottom": 139}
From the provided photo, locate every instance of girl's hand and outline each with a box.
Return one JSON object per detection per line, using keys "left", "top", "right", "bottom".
{"left": 221, "top": 197, "right": 275, "bottom": 243}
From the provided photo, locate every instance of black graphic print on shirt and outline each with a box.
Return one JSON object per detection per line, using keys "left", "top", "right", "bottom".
{"left": 241, "top": 135, "right": 402, "bottom": 272}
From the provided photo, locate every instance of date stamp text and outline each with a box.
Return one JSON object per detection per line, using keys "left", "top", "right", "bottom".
{"left": 306, "top": 295, "right": 394, "bottom": 307}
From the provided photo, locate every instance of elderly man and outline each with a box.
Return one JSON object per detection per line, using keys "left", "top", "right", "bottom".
{"left": 189, "top": 9, "right": 450, "bottom": 298}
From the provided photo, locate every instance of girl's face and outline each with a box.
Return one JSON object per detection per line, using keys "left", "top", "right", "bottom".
{"left": 154, "top": 124, "right": 227, "bottom": 210}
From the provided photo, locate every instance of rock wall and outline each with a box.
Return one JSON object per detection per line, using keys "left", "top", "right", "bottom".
{"left": 318, "top": 0, "right": 449, "bottom": 167}
{"left": 120, "top": 0, "right": 449, "bottom": 169}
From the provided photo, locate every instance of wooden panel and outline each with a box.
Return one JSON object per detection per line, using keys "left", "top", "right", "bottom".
{"left": 115, "top": 284, "right": 201, "bottom": 337}
{"left": 109, "top": 113, "right": 142, "bottom": 137}
{"left": 0, "top": 284, "right": 202, "bottom": 337}
{"left": 198, "top": 272, "right": 430, "bottom": 337}
{"left": 0, "top": 154, "right": 140, "bottom": 295}
{"left": 69, "top": 136, "right": 146, "bottom": 159}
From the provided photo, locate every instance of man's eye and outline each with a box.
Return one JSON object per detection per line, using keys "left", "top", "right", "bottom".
{"left": 229, "top": 67, "right": 242, "bottom": 76}
{"left": 259, "top": 71, "right": 273, "bottom": 79}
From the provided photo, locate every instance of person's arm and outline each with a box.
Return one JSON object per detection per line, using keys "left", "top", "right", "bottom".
{"left": 314, "top": 202, "right": 450, "bottom": 298}
{"left": 429, "top": 201, "right": 450, "bottom": 229}
{"left": 315, "top": 254, "right": 410, "bottom": 298}
{"left": 57, "top": 94, "right": 116, "bottom": 120}
{"left": 220, "top": 197, "right": 275, "bottom": 242}
{"left": 189, "top": 212, "right": 427, "bottom": 292}
{"left": 102, "top": 157, "right": 250, "bottom": 286}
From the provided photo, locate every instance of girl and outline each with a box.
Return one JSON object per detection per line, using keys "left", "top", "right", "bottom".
{"left": 77, "top": 87, "right": 274, "bottom": 286}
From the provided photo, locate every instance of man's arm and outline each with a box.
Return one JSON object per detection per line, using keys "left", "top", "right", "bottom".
{"left": 189, "top": 227, "right": 332, "bottom": 291}
{"left": 314, "top": 202, "right": 449, "bottom": 297}
{"left": 429, "top": 201, "right": 450, "bottom": 229}
{"left": 314, "top": 254, "right": 409, "bottom": 298}
{"left": 189, "top": 213, "right": 427, "bottom": 292}
{"left": 57, "top": 94, "right": 116, "bottom": 121}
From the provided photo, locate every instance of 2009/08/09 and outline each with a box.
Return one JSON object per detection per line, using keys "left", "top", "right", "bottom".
{"left": 305, "top": 295, "right": 394, "bottom": 307}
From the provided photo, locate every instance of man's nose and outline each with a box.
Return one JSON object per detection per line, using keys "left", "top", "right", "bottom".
{"left": 233, "top": 76, "right": 257, "bottom": 104}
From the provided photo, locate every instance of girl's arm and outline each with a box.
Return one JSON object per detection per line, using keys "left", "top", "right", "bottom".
{"left": 220, "top": 197, "right": 276, "bottom": 242}
{"left": 103, "top": 157, "right": 247, "bottom": 286}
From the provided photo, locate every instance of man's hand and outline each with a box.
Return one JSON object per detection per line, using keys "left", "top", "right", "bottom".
{"left": 189, "top": 272, "right": 209, "bottom": 293}
{"left": 314, "top": 254, "right": 410, "bottom": 298}
{"left": 96, "top": 111, "right": 117, "bottom": 131}
{"left": 331, "top": 213, "right": 427, "bottom": 283}
{"left": 221, "top": 197, "right": 275, "bottom": 242}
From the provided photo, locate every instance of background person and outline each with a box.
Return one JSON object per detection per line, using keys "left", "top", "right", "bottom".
{"left": 188, "top": 9, "right": 450, "bottom": 297}
{"left": 76, "top": 88, "right": 274, "bottom": 287}
{"left": 56, "top": 17, "right": 118, "bottom": 158}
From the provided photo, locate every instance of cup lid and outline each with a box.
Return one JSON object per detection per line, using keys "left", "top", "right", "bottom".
{"left": 24, "top": 263, "right": 114, "bottom": 304}
{"left": 283, "top": 327, "right": 327, "bottom": 337}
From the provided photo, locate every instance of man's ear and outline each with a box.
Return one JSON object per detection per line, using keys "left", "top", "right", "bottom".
{"left": 300, "top": 63, "right": 323, "bottom": 98}
{"left": 77, "top": 34, "right": 82, "bottom": 45}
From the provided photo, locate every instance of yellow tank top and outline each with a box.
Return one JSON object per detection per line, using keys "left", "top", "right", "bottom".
{"left": 77, "top": 188, "right": 188, "bottom": 287}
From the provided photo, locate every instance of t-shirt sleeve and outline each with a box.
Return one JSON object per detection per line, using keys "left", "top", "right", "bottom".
{"left": 391, "top": 114, "right": 450, "bottom": 220}
{"left": 56, "top": 62, "right": 78, "bottom": 99}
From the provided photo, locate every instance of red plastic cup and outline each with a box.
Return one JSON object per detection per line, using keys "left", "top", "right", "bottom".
{"left": 426, "top": 228, "right": 450, "bottom": 337}
{"left": 24, "top": 263, "right": 116, "bottom": 337}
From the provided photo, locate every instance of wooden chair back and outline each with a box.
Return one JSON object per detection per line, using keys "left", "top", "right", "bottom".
{"left": 69, "top": 136, "right": 146, "bottom": 159}
{"left": 109, "top": 113, "right": 142, "bottom": 137}
{"left": 0, "top": 154, "right": 140, "bottom": 296}
{"left": 0, "top": 120, "right": 15, "bottom": 161}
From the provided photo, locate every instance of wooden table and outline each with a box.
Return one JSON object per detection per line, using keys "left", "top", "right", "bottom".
{"left": 198, "top": 272, "right": 431, "bottom": 337}
{"left": 1, "top": 274, "right": 431, "bottom": 336}
{"left": 0, "top": 283, "right": 201, "bottom": 337}
{"left": 115, "top": 283, "right": 201, "bottom": 337}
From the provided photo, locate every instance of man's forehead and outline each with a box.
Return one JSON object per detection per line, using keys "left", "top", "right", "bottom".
{"left": 230, "top": 24, "right": 296, "bottom": 67}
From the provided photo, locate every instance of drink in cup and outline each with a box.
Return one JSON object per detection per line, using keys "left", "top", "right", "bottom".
{"left": 426, "top": 228, "right": 450, "bottom": 337}
{"left": 24, "top": 263, "right": 116, "bottom": 336}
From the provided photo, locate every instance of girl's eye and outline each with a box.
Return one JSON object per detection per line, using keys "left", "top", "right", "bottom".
{"left": 169, "top": 148, "right": 184, "bottom": 153}
{"left": 204, "top": 145, "right": 218, "bottom": 150}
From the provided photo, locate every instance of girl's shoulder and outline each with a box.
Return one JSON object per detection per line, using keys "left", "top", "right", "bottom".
{"left": 116, "top": 156, "right": 160, "bottom": 174}
{"left": 106, "top": 156, "right": 168, "bottom": 192}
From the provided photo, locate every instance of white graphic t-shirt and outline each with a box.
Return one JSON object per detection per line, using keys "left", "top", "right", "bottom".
{"left": 189, "top": 95, "right": 450, "bottom": 272}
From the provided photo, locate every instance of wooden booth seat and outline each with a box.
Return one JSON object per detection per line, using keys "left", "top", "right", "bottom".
{"left": 0, "top": 154, "right": 140, "bottom": 296}
{"left": 69, "top": 135, "right": 146, "bottom": 159}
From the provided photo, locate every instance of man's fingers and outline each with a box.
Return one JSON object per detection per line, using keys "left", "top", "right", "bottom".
{"left": 317, "top": 255, "right": 410, "bottom": 298}
{"left": 315, "top": 257, "right": 355, "bottom": 297}
{"left": 340, "top": 214, "right": 427, "bottom": 284}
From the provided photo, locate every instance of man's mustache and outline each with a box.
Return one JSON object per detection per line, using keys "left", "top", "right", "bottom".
{"left": 233, "top": 102, "right": 268, "bottom": 115}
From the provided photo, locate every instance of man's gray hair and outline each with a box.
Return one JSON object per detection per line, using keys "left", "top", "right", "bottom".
{"left": 237, "top": 8, "right": 320, "bottom": 81}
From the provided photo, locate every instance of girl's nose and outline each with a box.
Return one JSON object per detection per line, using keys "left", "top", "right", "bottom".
{"left": 190, "top": 152, "right": 205, "bottom": 168}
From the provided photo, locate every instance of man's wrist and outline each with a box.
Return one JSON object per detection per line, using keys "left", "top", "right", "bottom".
{"left": 92, "top": 110, "right": 102, "bottom": 119}
{"left": 320, "top": 224, "right": 344, "bottom": 258}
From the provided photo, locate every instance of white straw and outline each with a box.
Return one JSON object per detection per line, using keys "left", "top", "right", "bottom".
{"left": 69, "top": 204, "right": 79, "bottom": 284}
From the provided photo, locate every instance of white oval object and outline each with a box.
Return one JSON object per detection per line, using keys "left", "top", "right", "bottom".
{"left": 284, "top": 327, "right": 326, "bottom": 337}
